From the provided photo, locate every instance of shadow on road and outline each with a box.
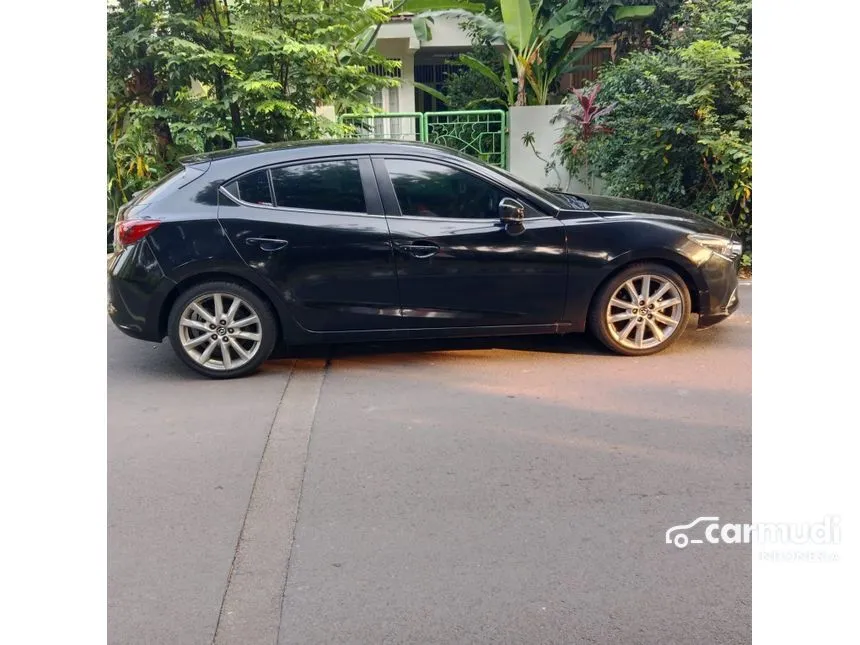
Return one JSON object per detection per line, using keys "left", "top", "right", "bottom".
{"left": 273, "top": 318, "right": 738, "bottom": 362}
{"left": 277, "top": 331, "right": 602, "bottom": 361}
{"left": 110, "top": 315, "right": 741, "bottom": 381}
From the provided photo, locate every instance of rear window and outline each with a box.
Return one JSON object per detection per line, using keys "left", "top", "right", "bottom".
{"left": 270, "top": 160, "right": 365, "bottom": 213}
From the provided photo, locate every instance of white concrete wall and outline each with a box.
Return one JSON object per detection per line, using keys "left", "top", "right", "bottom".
{"left": 375, "top": 21, "right": 419, "bottom": 49}
{"left": 508, "top": 105, "right": 605, "bottom": 195}
{"left": 376, "top": 15, "right": 471, "bottom": 49}
{"left": 374, "top": 39, "right": 416, "bottom": 114}
{"left": 416, "top": 15, "right": 473, "bottom": 48}
{"left": 373, "top": 13, "right": 473, "bottom": 115}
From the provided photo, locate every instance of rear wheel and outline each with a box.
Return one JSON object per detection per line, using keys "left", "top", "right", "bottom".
{"left": 588, "top": 263, "right": 691, "bottom": 356}
{"left": 167, "top": 281, "right": 276, "bottom": 378}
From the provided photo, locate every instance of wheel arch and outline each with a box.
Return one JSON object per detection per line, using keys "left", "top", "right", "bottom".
{"left": 586, "top": 252, "right": 704, "bottom": 324}
{"left": 158, "top": 267, "right": 290, "bottom": 341}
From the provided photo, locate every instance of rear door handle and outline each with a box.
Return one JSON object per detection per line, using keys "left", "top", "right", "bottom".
{"left": 246, "top": 237, "right": 289, "bottom": 252}
{"left": 394, "top": 241, "right": 440, "bottom": 259}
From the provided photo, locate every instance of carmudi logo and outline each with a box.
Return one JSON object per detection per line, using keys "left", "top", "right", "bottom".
{"left": 665, "top": 516, "right": 841, "bottom": 550}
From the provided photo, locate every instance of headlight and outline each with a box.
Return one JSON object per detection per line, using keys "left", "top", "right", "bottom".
{"left": 688, "top": 233, "right": 742, "bottom": 260}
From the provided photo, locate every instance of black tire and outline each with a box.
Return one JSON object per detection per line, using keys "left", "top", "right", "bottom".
{"left": 588, "top": 263, "right": 692, "bottom": 356}
{"left": 167, "top": 281, "right": 277, "bottom": 379}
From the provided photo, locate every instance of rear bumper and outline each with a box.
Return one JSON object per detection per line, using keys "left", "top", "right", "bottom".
{"left": 107, "top": 241, "right": 176, "bottom": 342}
{"left": 696, "top": 253, "right": 740, "bottom": 329}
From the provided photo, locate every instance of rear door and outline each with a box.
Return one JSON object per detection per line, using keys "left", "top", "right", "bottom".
{"left": 375, "top": 156, "right": 568, "bottom": 329}
{"left": 217, "top": 156, "right": 401, "bottom": 333}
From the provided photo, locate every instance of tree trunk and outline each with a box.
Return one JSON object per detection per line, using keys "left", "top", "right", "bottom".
{"left": 516, "top": 71, "right": 527, "bottom": 106}
{"left": 128, "top": 65, "right": 173, "bottom": 162}
{"left": 230, "top": 102, "right": 242, "bottom": 134}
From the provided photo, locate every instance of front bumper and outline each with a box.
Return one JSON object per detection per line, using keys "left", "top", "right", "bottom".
{"left": 698, "top": 286, "right": 739, "bottom": 328}
{"left": 695, "top": 253, "right": 741, "bottom": 329}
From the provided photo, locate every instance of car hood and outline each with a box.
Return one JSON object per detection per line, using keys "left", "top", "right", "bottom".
{"left": 572, "top": 194, "right": 734, "bottom": 237}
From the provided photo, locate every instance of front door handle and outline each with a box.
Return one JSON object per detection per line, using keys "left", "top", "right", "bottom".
{"left": 246, "top": 237, "right": 289, "bottom": 252}
{"left": 394, "top": 241, "right": 440, "bottom": 259}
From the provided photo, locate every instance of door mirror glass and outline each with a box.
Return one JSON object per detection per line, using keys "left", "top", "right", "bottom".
{"left": 499, "top": 197, "right": 525, "bottom": 224}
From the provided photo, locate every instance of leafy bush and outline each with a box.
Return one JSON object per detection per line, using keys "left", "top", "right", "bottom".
{"left": 442, "top": 36, "right": 510, "bottom": 110}
{"left": 107, "top": 0, "right": 398, "bottom": 215}
{"left": 555, "top": 0, "right": 752, "bottom": 259}
{"left": 420, "top": 0, "right": 661, "bottom": 107}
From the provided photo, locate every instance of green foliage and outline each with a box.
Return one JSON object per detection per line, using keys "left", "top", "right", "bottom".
{"left": 107, "top": 0, "right": 399, "bottom": 214}
{"left": 555, "top": 0, "right": 681, "bottom": 51}
{"left": 416, "top": 0, "right": 655, "bottom": 106}
{"left": 669, "top": 0, "right": 751, "bottom": 57}
{"left": 442, "top": 32, "right": 512, "bottom": 109}
{"left": 501, "top": 0, "right": 533, "bottom": 50}
{"left": 555, "top": 0, "right": 752, "bottom": 256}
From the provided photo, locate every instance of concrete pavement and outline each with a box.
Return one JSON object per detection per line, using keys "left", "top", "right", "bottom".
{"left": 107, "top": 334, "right": 293, "bottom": 643}
{"left": 108, "top": 285, "right": 751, "bottom": 644}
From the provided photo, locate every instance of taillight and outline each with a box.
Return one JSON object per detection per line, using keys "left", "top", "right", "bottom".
{"left": 116, "top": 219, "right": 161, "bottom": 247}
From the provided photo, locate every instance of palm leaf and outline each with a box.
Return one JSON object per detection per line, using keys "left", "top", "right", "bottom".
{"left": 546, "top": 18, "right": 588, "bottom": 41}
{"left": 613, "top": 5, "right": 656, "bottom": 21}
{"left": 402, "top": 0, "right": 485, "bottom": 11}
{"left": 465, "top": 96, "right": 508, "bottom": 109}
{"left": 501, "top": 55, "right": 515, "bottom": 105}
{"left": 499, "top": 0, "right": 534, "bottom": 50}
{"left": 550, "top": 39, "right": 602, "bottom": 77}
{"left": 458, "top": 53, "right": 505, "bottom": 90}
{"left": 541, "top": 0, "right": 587, "bottom": 39}
{"left": 409, "top": 80, "right": 450, "bottom": 105}
{"left": 412, "top": 15, "right": 434, "bottom": 41}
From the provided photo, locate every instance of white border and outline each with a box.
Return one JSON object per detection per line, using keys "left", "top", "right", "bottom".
{"left": 2, "top": 1, "right": 105, "bottom": 642}
{"left": 754, "top": 0, "right": 859, "bottom": 640}
{"left": 4, "top": 1, "right": 859, "bottom": 641}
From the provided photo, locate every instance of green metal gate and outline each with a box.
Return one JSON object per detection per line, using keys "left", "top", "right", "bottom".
{"left": 423, "top": 110, "right": 506, "bottom": 169}
{"left": 337, "top": 112, "right": 423, "bottom": 143}
{"left": 339, "top": 109, "right": 507, "bottom": 169}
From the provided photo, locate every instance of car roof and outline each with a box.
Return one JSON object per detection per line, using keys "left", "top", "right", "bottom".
{"left": 176, "top": 139, "right": 571, "bottom": 212}
{"left": 179, "top": 139, "right": 469, "bottom": 166}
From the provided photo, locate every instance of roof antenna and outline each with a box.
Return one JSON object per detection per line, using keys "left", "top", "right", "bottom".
{"left": 235, "top": 136, "right": 265, "bottom": 149}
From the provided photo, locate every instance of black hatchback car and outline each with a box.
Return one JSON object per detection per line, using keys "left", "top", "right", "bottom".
{"left": 108, "top": 140, "right": 740, "bottom": 378}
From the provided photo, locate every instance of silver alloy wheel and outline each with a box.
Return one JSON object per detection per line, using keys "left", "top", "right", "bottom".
{"left": 605, "top": 274, "right": 684, "bottom": 350}
{"left": 178, "top": 293, "right": 262, "bottom": 371}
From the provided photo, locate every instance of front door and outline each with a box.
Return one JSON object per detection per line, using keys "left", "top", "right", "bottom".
{"left": 217, "top": 157, "right": 401, "bottom": 333}
{"left": 375, "top": 157, "right": 568, "bottom": 329}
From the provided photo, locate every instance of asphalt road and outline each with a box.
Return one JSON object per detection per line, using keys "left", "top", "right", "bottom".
{"left": 108, "top": 285, "right": 752, "bottom": 645}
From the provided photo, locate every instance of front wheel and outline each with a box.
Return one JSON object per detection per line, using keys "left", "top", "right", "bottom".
{"left": 167, "top": 281, "right": 277, "bottom": 379}
{"left": 588, "top": 263, "right": 691, "bottom": 356}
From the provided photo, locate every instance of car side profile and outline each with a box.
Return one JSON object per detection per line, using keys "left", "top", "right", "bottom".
{"left": 108, "top": 140, "right": 741, "bottom": 378}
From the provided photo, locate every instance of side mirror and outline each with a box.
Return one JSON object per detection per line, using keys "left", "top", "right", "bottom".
{"left": 499, "top": 197, "right": 525, "bottom": 224}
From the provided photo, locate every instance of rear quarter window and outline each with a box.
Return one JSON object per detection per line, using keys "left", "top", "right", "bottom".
{"left": 131, "top": 163, "right": 208, "bottom": 206}
{"left": 226, "top": 171, "right": 273, "bottom": 206}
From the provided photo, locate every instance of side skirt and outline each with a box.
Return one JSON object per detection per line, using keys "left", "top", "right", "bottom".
{"left": 287, "top": 322, "right": 578, "bottom": 345}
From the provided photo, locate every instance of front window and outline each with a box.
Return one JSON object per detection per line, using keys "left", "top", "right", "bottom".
{"left": 386, "top": 159, "right": 508, "bottom": 219}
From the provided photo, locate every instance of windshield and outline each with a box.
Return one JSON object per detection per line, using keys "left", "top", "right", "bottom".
{"left": 488, "top": 165, "right": 585, "bottom": 209}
